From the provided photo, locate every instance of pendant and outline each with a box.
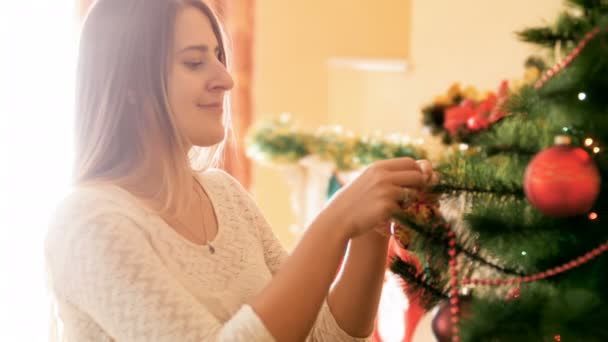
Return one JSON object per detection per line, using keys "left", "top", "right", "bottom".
{"left": 208, "top": 244, "right": 215, "bottom": 254}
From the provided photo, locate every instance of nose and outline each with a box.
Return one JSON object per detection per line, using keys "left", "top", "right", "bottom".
{"left": 208, "top": 62, "right": 235, "bottom": 92}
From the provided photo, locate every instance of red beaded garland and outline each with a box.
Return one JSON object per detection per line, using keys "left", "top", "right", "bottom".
{"left": 463, "top": 241, "right": 608, "bottom": 287}
{"left": 534, "top": 27, "right": 601, "bottom": 89}
{"left": 433, "top": 148, "right": 605, "bottom": 342}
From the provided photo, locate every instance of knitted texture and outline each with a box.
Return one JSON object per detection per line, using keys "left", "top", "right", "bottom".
{"left": 45, "top": 169, "right": 371, "bottom": 341}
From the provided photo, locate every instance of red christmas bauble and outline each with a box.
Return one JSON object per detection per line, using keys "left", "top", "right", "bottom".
{"left": 524, "top": 144, "right": 601, "bottom": 217}
{"left": 466, "top": 115, "right": 490, "bottom": 132}
{"left": 432, "top": 296, "right": 473, "bottom": 342}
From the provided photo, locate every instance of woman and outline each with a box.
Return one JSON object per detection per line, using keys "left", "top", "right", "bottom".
{"left": 45, "top": 0, "right": 436, "bottom": 341}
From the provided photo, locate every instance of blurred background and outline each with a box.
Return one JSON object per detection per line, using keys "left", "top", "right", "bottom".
{"left": 248, "top": 0, "right": 562, "bottom": 249}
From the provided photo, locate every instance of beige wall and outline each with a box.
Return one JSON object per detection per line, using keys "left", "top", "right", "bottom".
{"left": 251, "top": 0, "right": 563, "bottom": 251}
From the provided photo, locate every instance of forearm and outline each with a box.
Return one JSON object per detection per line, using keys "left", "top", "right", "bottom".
{"left": 250, "top": 209, "right": 350, "bottom": 342}
{"left": 328, "top": 232, "right": 390, "bottom": 337}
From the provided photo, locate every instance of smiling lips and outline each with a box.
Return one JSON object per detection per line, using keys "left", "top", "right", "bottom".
{"left": 198, "top": 102, "right": 223, "bottom": 114}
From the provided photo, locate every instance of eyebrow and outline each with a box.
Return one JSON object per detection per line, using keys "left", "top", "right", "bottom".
{"left": 178, "top": 45, "right": 220, "bottom": 54}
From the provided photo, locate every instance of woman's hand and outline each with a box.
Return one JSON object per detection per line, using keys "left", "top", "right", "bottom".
{"left": 324, "top": 157, "right": 437, "bottom": 239}
{"left": 372, "top": 159, "right": 439, "bottom": 238}
{"left": 416, "top": 159, "right": 439, "bottom": 186}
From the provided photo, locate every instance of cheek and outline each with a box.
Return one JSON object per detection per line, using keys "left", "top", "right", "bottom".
{"left": 167, "top": 67, "right": 201, "bottom": 116}
{"left": 167, "top": 68, "right": 201, "bottom": 110}
{"left": 166, "top": 66, "right": 224, "bottom": 146}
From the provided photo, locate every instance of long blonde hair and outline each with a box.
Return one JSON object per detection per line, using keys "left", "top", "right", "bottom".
{"left": 73, "top": 0, "right": 232, "bottom": 217}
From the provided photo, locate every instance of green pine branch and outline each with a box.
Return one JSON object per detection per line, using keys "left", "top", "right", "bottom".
{"left": 517, "top": 12, "right": 592, "bottom": 48}
{"left": 393, "top": 214, "right": 525, "bottom": 276}
{"left": 566, "top": 0, "right": 608, "bottom": 12}
{"left": 435, "top": 154, "right": 529, "bottom": 195}
{"left": 463, "top": 193, "right": 554, "bottom": 233}
{"left": 537, "top": 29, "right": 608, "bottom": 95}
{"left": 448, "top": 192, "right": 608, "bottom": 273}
{"left": 461, "top": 282, "right": 608, "bottom": 342}
{"left": 472, "top": 117, "right": 554, "bottom": 155}
{"left": 389, "top": 257, "right": 447, "bottom": 310}
{"left": 516, "top": 0, "right": 608, "bottom": 49}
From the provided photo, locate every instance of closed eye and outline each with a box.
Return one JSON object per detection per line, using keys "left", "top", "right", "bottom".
{"left": 184, "top": 61, "right": 204, "bottom": 69}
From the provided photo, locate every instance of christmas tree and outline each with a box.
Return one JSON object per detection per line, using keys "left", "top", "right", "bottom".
{"left": 390, "top": 1, "right": 608, "bottom": 341}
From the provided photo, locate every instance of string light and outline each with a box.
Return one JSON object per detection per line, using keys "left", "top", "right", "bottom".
{"left": 521, "top": 251, "right": 527, "bottom": 256}
{"left": 593, "top": 147, "right": 601, "bottom": 154}
{"left": 584, "top": 138, "right": 594, "bottom": 146}
{"left": 578, "top": 92, "right": 587, "bottom": 101}
{"left": 589, "top": 212, "right": 598, "bottom": 220}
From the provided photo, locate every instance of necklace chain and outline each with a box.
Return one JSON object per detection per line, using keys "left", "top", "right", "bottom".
{"left": 175, "top": 177, "right": 215, "bottom": 254}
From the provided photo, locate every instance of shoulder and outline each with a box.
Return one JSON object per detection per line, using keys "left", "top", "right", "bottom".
{"left": 199, "top": 168, "right": 250, "bottom": 196}
{"left": 44, "top": 185, "right": 154, "bottom": 294}
{"left": 201, "top": 168, "right": 242, "bottom": 186}
{"left": 49, "top": 184, "right": 149, "bottom": 226}
{"left": 45, "top": 184, "right": 150, "bottom": 256}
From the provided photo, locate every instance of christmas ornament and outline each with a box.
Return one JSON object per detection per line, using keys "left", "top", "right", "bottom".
{"left": 442, "top": 81, "right": 510, "bottom": 135}
{"left": 395, "top": 190, "right": 443, "bottom": 229}
{"left": 466, "top": 114, "right": 490, "bottom": 132}
{"left": 444, "top": 100, "right": 475, "bottom": 135}
{"left": 487, "top": 80, "right": 510, "bottom": 123}
{"left": 524, "top": 135, "right": 601, "bottom": 217}
{"left": 432, "top": 295, "right": 473, "bottom": 342}
{"left": 391, "top": 223, "right": 413, "bottom": 249}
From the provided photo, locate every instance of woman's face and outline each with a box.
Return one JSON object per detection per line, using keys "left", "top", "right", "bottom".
{"left": 166, "top": 6, "right": 234, "bottom": 148}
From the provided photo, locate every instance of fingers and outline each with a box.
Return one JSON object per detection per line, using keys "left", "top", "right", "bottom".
{"left": 374, "top": 157, "right": 422, "bottom": 172}
{"left": 372, "top": 158, "right": 437, "bottom": 189}
{"left": 385, "top": 186, "right": 418, "bottom": 209}
{"left": 416, "top": 160, "right": 433, "bottom": 183}
{"left": 428, "top": 171, "right": 440, "bottom": 186}
{"left": 387, "top": 170, "right": 426, "bottom": 188}
{"left": 417, "top": 160, "right": 441, "bottom": 186}
{"left": 374, "top": 158, "right": 437, "bottom": 184}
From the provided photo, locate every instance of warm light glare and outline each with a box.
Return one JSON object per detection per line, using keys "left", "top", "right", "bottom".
{"left": 589, "top": 212, "right": 598, "bottom": 220}
{"left": 593, "top": 147, "right": 601, "bottom": 154}
{"left": 578, "top": 92, "right": 587, "bottom": 101}
{"left": 0, "top": 2, "right": 78, "bottom": 341}
{"left": 584, "top": 138, "right": 594, "bottom": 146}
{"left": 376, "top": 274, "right": 408, "bottom": 341}
{"left": 278, "top": 112, "right": 292, "bottom": 123}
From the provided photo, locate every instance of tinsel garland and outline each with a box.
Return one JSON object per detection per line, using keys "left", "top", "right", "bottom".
{"left": 246, "top": 114, "right": 427, "bottom": 171}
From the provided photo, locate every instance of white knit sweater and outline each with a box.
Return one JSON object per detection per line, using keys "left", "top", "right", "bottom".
{"left": 44, "top": 168, "right": 372, "bottom": 342}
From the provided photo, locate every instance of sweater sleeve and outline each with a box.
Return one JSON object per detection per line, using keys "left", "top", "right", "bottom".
{"left": 45, "top": 194, "right": 275, "bottom": 342}
{"left": 217, "top": 171, "right": 372, "bottom": 342}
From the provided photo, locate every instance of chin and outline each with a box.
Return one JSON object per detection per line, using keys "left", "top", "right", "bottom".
{"left": 191, "top": 129, "right": 225, "bottom": 147}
